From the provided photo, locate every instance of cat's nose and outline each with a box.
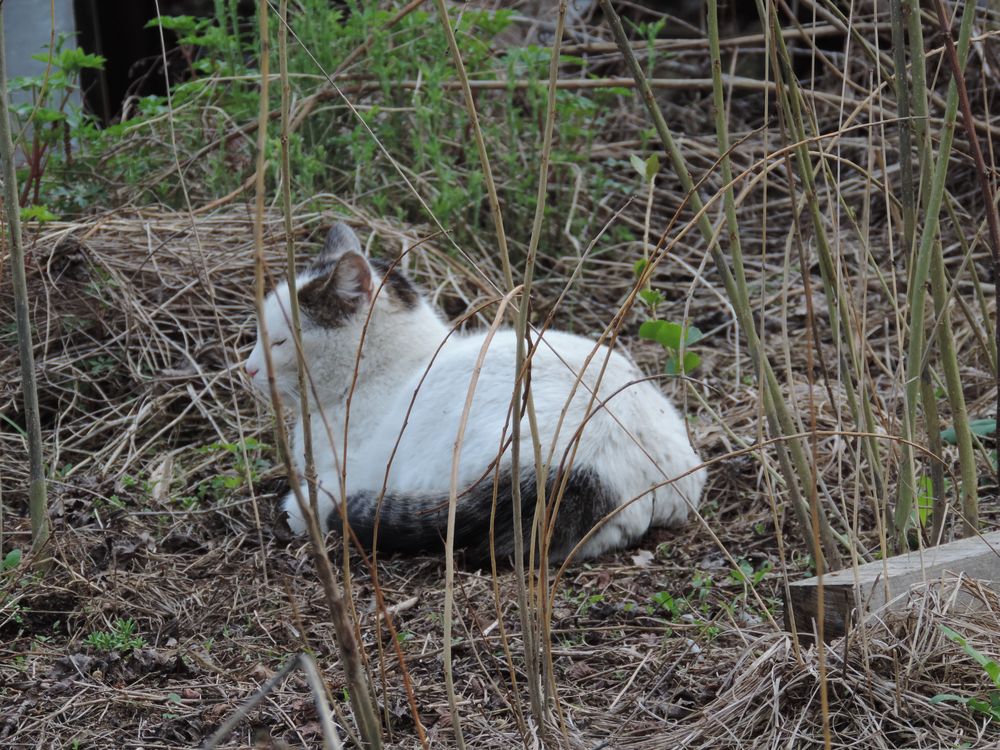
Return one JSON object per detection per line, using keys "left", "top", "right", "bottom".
{"left": 245, "top": 363, "right": 259, "bottom": 378}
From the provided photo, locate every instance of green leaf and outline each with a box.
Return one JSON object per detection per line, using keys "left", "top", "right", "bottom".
{"left": 639, "top": 319, "right": 683, "bottom": 350}
{"left": 665, "top": 351, "right": 700, "bottom": 375}
{"left": 940, "top": 625, "right": 1000, "bottom": 686}
{"left": 57, "top": 47, "right": 106, "bottom": 72}
{"left": 644, "top": 153, "right": 660, "bottom": 182}
{"left": 965, "top": 696, "right": 1000, "bottom": 720}
{"left": 730, "top": 559, "right": 753, "bottom": 584}
{"left": 638, "top": 289, "right": 664, "bottom": 309}
{"left": 915, "top": 475, "right": 933, "bottom": 527}
{"left": 2, "top": 548, "right": 21, "bottom": 571}
{"left": 145, "top": 14, "right": 200, "bottom": 33}
{"left": 20, "top": 205, "right": 59, "bottom": 223}
{"left": 630, "top": 153, "right": 647, "bottom": 180}
{"left": 30, "top": 107, "right": 67, "bottom": 124}
{"left": 629, "top": 153, "right": 660, "bottom": 183}
{"left": 633, "top": 259, "right": 648, "bottom": 278}
{"left": 940, "top": 419, "right": 996, "bottom": 446}
{"left": 930, "top": 693, "right": 968, "bottom": 705}
{"left": 986, "top": 661, "right": 1000, "bottom": 686}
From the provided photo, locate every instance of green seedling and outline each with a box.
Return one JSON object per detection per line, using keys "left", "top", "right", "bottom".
{"left": 931, "top": 625, "right": 1000, "bottom": 721}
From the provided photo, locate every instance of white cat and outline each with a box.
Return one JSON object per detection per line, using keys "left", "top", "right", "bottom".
{"left": 244, "top": 223, "right": 705, "bottom": 564}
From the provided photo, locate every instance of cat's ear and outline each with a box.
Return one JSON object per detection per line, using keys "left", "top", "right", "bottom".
{"left": 314, "top": 222, "right": 362, "bottom": 270}
{"left": 330, "top": 252, "right": 373, "bottom": 301}
{"left": 298, "top": 251, "right": 373, "bottom": 326}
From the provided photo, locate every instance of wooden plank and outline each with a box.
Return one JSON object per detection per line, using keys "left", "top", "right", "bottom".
{"left": 784, "top": 530, "right": 1000, "bottom": 641}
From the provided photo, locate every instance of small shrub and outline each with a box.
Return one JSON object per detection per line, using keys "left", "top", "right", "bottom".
{"left": 84, "top": 618, "right": 146, "bottom": 653}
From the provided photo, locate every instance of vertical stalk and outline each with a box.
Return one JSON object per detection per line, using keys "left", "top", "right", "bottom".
{"left": 903, "top": 0, "right": 978, "bottom": 545}
{"left": 718, "top": 0, "right": 832, "bottom": 740}
{"left": 277, "top": 0, "right": 317, "bottom": 540}
{"left": 0, "top": 9, "right": 50, "bottom": 553}
{"left": 255, "top": 3, "right": 381, "bottom": 747}
{"left": 921, "top": 376, "right": 947, "bottom": 543}
{"left": 928, "top": 237, "right": 977, "bottom": 536}
{"left": 889, "top": 0, "right": 915, "bottom": 254}
{"left": 932, "top": 0, "right": 992, "bottom": 529}
{"left": 430, "top": 3, "right": 533, "bottom": 744}
{"left": 524, "top": 0, "right": 567, "bottom": 727}
{"left": 895, "top": 0, "right": 976, "bottom": 544}
{"left": 599, "top": 0, "right": 843, "bottom": 570}
{"left": 759, "top": 0, "right": 886, "bottom": 519}
{"left": 891, "top": 0, "right": 956, "bottom": 547}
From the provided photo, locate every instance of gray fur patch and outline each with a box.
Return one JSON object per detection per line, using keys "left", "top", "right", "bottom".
{"left": 297, "top": 270, "right": 361, "bottom": 329}
{"left": 297, "top": 252, "right": 373, "bottom": 329}
{"left": 330, "top": 466, "right": 619, "bottom": 566}
{"left": 312, "top": 222, "right": 362, "bottom": 275}
{"left": 370, "top": 257, "right": 419, "bottom": 310}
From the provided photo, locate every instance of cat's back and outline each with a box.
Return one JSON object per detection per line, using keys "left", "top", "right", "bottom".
{"left": 405, "top": 326, "right": 637, "bottom": 398}
{"left": 384, "top": 326, "right": 655, "bottom": 440}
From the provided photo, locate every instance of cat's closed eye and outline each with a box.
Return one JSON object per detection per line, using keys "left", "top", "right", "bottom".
{"left": 272, "top": 338, "right": 287, "bottom": 347}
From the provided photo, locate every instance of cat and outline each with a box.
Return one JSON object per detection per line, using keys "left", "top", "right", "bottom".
{"left": 244, "top": 223, "right": 706, "bottom": 565}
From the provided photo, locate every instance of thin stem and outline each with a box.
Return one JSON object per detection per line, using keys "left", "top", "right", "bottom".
{"left": 0, "top": 8, "right": 50, "bottom": 554}
{"left": 895, "top": 0, "right": 976, "bottom": 544}
{"left": 277, "top": 0, "right": 317, "bottom": 536}
{"left": 428, "top": 6, "right": 505, "bottom": 744}
{"left": 523, "top": 1, "right": 568, "bottom": 734}
{"left": 599, "top": 0, "right": 843, "bottom": 570}
{"left": 933, "top": 0, "right": 998, "bottom": 498}
{"left": 254, "top": 3, "right": 381, "bottom": 747}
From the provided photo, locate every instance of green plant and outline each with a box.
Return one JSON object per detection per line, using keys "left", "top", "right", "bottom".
{"left": 690, "top": 570, "right": 713, "bottom": 601}
{"left": 940, "top": 419, "right": 996, "bottom": 446}
{"left": 931, "top": 625, "right": 1000, "bottom": 721}
{"left": 633, "top": 228, "right": 703, "bottom": 376}
{"left": 2, "top": 548, "right": 21, "bottom": 573}
{"left": 162, "top": 692, "right": 183, "bottom": 720}
{"left": 12, "top": 2, "right": 614, "bottom": 270}
{"left": 9, "top": 34, "right": 105, "bottom": 214}
{"left": 729, "top": 558, "right": 772, "bottom": 588}
{"left": 20, "top": 204, "right": 58, "bottom": 222}
{"left": 650, "top": 590, "right": 682, "bottom": 619}
{"left": 188, "top": 438, "right": 271, "bottom": 510}
{"left": 564, "top": 588, "right": 605, "bottom": 615}
{"left": 84, "top": 618, "right": 146, "bottom": 653}
{"left": 638, "top": 316, "right": 703, "bottom": 375}
{"left": 194, "top": 437, "right": 271, "bottom": 504}
{"left": 630, "top": 152, "right": 660, "bottom": 283}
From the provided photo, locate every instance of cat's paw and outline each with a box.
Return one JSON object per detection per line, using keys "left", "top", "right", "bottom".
{"left": 282, "top": 488, "right": 334, "bottom": 535}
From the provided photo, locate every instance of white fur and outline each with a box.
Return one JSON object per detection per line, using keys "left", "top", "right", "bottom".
{"left": 245, "top": 248, "right": 706, "bottom": 560}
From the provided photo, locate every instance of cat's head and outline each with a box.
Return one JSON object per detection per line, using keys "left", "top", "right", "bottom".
{"left": 243, "top": 223, "right": 422, "bottom": 403}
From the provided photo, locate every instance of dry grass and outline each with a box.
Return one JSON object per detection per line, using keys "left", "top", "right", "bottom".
{"left": 2, "top": 1, "right": 1000, "bottom": 748}
{"left": 0, "top": 201, "right": 994, "bottom": 747}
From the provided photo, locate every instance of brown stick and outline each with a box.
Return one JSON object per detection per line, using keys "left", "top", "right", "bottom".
{"left": 253, "top": 2, "right": 381, "bottom": 747}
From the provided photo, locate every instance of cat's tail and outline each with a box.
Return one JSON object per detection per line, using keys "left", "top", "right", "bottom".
{"left": 323, "top": 466, "right": 617, "bottom": 566}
